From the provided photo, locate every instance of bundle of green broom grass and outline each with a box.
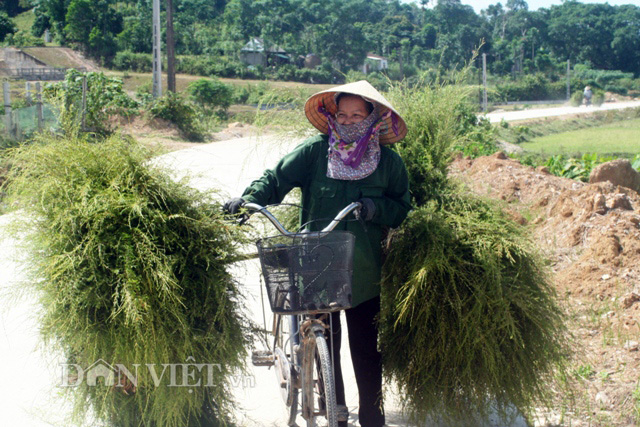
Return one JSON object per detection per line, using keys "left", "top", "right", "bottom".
{"left": 3, "top": 132, "right": 251, "bottom": 426}
{"left": 380, "top": 80, "right": 568, "bottom": 423}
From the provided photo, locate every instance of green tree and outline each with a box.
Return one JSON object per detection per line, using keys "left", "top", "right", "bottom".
{"left": 547, "top": 2, "right": 618, "bottom": 69}
{"left": 431, "top": 0, "right": 485, "bottom": 69}
{"left": 0, "top": 11, "right": 15, "bottom": 41}
{"left": 611, "top": 5, "right": 640, "bottom": 75}
{"left": 1, "top": 0, "right": 32, "bottom": 16}
{"left": 64, "top": 0, "right": 122, "bottom": 60}
{"left": 34, "top": 0, "right": 70, "bottom": 42}
{"left": 116, "top": 0, "right": 152, "bottom": 53}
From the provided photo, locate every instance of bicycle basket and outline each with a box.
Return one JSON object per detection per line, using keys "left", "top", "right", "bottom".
{"left": 256, "top": 231, "right": 355, "bottom": 314}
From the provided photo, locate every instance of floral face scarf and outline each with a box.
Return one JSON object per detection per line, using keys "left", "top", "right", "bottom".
{"left": 318, "top": 102, "right": 393, "bottom": 180}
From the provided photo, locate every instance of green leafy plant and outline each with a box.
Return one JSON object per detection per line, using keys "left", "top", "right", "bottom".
{"left": 543, "top": 153, "right": 615, "bottom": 182}
{"left": 113, "top": 50, "right": 152, "bottom": 72}
{"left": 3, "top": 29, "right": 45, "bottom": 46}
{"left": 187, "top": 78, "right": 234, "bottom": 114}
{"left": 2, "top": 133, "right": 252, "bottom": 426}
{"left": 573, "top": 364, "right": 595, "bottom": 380}
{"left": 43, "top": 70, "right": 138, "bottom": 136}
{"left": 633, "top": 382, "right": 640, "bottom": 422}
{"left": 147, "top": 92, "right": 206, "bottom": 141}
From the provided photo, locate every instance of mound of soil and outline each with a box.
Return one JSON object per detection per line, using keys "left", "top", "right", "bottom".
{"left": 450, "top": 152, "right": 640, "bottom": 426}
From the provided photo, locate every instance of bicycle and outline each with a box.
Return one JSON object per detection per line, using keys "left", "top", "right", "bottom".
{"left": 243, "top": 201, "right": 361, "bottom": 427}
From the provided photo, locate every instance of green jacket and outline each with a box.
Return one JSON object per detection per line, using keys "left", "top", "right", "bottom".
{"left": 242, "top": 134, "right": 411, "bottom": 307}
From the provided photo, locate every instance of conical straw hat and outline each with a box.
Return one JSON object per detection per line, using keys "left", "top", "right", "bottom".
{"left": 304, "top": 80, "right": 407, "bottom": 144}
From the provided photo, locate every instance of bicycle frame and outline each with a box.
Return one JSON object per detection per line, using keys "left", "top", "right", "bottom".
{"left": 246, "top": 201, "right": 360, "bottom": 427}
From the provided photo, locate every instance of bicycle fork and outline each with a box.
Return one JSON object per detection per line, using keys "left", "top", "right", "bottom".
{"left": 299, "top": 319, "right": 331, "bottom": 422}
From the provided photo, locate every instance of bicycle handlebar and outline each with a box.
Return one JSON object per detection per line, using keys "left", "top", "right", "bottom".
{"left": 243, "top": 202, "right": 362, "bottom": 236}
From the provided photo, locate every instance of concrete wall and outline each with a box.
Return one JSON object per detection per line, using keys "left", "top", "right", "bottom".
{"left": 0, "top": 48, "right": 47, "bottom": 69}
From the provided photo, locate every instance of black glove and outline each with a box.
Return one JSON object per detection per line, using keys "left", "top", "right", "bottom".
{"left": 357, "top": 198, "right": 376, "bottom": 222}
{"left": 223, "top": 197, "right": 245, "bottom": 215}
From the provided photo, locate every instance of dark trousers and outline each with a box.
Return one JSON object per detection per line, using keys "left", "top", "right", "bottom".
{"left": 328, "top": 296, "right": 385, "bottom": 427}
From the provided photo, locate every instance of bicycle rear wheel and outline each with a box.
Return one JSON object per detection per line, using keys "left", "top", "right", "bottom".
{"left": 302, "top": 331, "right": 337, "bottom": 427}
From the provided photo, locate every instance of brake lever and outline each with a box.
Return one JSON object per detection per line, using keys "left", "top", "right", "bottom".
{"left": 237, "top": 213, "right": 250, "bottom": 226}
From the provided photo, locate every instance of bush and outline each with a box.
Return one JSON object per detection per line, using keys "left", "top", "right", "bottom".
{"left": 112, "top": 53, "right": 260, "bottom": 79}
{"left": 495, "top": 73, "right": 556, "bottom": 102}
{"left": 187, "top": 78, "right": 234, "bottom": 113}
{"left": 232, "top": 84, "right": 251, "bottom": 104}
{"left": 176, "top": 56, "right": 255, "bottom": 79}
{"left": 246, "top": 82, "right": 271, "bottom": 105}
{"left": 345, "top": 70, "right": 367, "bottom": 83}
{"left": 271, "top": 64, "right": 296, "bottom": 81}
{"left": 2, "top": 134, "right": 251, "bottom": 426}
{"left": 134, "top": 81, "right": 153, "bottom": 105}
{"left": 292, "top": 67, "right": 333, "bottom": 84}
{"left": 43, "top": 69, "right": 139, "bottom": 136}
{"left": 544, "top": 153, "right": 614, "bottom": 182}
{"left": 148, "top": 92, "right": 205, "bottom": 141}
{"left": 113, "top": 50, "right": 152, "bottom": 72}
{"left": 573, "top": 65, "right": 634, "bottom": 87}
{"left": 3, "top": 29, "right": 45, "bottom": 46}
{"left": 176, "top": 55, "right": 218, "bottom": 76}
{"left": 604, "top": 84, "right": 628, "bottom": 95}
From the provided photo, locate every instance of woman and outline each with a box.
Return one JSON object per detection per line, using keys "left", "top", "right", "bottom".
{"left": 225, "top": 81, "right": 411, "bottom": 427}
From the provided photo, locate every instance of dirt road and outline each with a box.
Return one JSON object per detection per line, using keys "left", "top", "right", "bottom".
{"left": 483, "top": 100, "right": 640, "bottom": 123}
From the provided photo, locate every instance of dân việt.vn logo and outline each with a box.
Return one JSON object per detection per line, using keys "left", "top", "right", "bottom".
{"left": 60, "top": 356, "right": 255, "bottom": 392}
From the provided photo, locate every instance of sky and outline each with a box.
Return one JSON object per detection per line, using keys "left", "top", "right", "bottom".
{"left": 402, "top": 0, "right": 637, "bottom": 14}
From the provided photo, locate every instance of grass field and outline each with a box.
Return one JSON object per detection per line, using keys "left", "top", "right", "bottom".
{"left": 520, "top": 118, "right": 640, "bottom": 155}
{"left": 14, "top": 10, "right": 35, "bottom": 33}
{"left": 104, "top": 71, "right": 334, "bottom": 94}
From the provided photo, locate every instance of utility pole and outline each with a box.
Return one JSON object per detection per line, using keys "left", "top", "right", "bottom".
{"left": 3, "top": 82, "right": 13, "bottom": 139}
{"left": 482, "top": 53, "right": 488, "bottom": 113}
{"left": 566, "top": 59, "right": 571, "bottom": 100}
{"left": 166, "top": 0, "right": 176, "bottom": 93}
{"left": 152, "top": 0, "right": 162, "bottom": 98}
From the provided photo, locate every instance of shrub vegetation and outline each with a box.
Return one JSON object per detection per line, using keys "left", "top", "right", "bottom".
{"left": 147, "top": 91, "right": 206, "bottom": 141}
{"left": 187, "top": 78, "right": 234, "bottom": 115}
{"left": 43, "top": 70, "right": 139, "bottom": 136}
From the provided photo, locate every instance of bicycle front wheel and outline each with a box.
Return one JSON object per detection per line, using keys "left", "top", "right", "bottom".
{"left": 302, "top": 331, "right": 338, "bottom": 427}
{"left": 273, "top": 313, "right": 299, "bottom": 426}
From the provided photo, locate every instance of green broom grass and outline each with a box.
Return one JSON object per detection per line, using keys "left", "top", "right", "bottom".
{"left": 3, "top": 133, "right": 252, "bottom": 426}
{"left": 381, "top": 197, "right": 568, "bottom": 423}
{"left": 380, "top": 79, "right": 568, "bottom": 423}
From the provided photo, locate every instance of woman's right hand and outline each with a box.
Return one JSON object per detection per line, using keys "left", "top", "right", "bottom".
{"left": 223, "top": 197, "right": 245, "bottom": 215}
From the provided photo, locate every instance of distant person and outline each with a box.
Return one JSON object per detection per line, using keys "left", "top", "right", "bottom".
{"left": 583, "top": 86, "right": 593, "bottom": 106}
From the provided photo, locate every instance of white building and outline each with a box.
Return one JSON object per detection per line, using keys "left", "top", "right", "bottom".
{"left": 361, "top": 53, "right": 388, "bottom": 74}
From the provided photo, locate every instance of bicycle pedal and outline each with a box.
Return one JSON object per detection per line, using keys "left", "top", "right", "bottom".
{"left": 251, "top": 350, "right": 275, "bottom": 367}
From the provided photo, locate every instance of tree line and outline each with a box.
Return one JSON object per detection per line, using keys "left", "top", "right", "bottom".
{"left": 2, "top": 0, "right": 640, "bottom": 80}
